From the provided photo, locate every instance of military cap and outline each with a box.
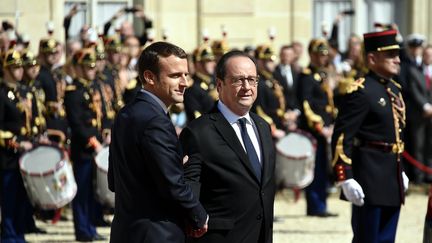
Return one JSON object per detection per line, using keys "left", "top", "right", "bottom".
{"left": 255, "top": 44, "right": 276, "bottom": 61}
{"left": 39, "top": 38, "right": 59, "bottom": 54}
{"left": 95, "top": 44, "right": 106, "bottom": 60}
{"left": 406, "top": 33, "right": 425, "bottom": 48}
{"left": 3, "top": 49, "right": 23, "bottom": 68}
{"left": 193, "top": 45, "right": 215, "bottom": 63}
{"left": 363, "top": 29, "right": 400, "bottom": 53}
{"left": 21, "top": 51, "right": 38, "bottom": 66}
{"left": 308, "top": 38, "right": 329, "bottom": 55}
{"left": 72, "top": 48, "right": 96, "bottom": 68}
{"left": 211, "top": 40, "right": 229, "bottom": 56}
{"left": 104, "top": 36, "right": 122, "bottom": 52}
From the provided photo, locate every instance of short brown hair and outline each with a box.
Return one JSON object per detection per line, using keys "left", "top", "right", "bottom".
{"left": 138, "top": 42, "right": 187, "bottom": 84}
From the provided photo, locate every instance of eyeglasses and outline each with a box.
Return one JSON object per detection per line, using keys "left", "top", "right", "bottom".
{"left": 228, "top": 75, "right": 260, "bottom": 87}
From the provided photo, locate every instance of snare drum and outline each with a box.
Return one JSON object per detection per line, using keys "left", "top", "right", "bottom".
{"left": 275, "top": 131, "right": 316, "bottom": 189}
{"left": 19, "top": 145, "right": 77, "bottom": 210}
{"left": 94, "top": 146, "right": 115, "bottom": 207}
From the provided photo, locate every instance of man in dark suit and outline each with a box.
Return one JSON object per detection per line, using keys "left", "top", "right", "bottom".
{"left": 332, "top": 29, "right": 409, "bottom": 243}
{"left": 108, "top": 42, "right": 208, "bottom": 243}
{"left": 180, "top": 50, "right": 276, "bottom": 243}
{"left": 273, "top": 45, "right": 300, "bottom": 112}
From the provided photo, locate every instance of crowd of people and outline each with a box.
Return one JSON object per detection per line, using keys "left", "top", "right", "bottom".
{"left": 0, "top": 5, "right": 431, "bottom": 243}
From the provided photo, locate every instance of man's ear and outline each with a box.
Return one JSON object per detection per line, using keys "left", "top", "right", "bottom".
{"left": 367, "top": 53, "right": 376, "bottom": 66}
{"left": 216, "top": 78, "right": 223, "bottom": 93}
{"left": 143, "top": 70, "right": 156, "bottom": 85}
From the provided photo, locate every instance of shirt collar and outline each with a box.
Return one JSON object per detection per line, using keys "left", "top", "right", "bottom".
{"left": 217, "top": 100, "right": 252, "bottom": 125}
{"left": 141, "top": 89, "right": 168, "bottom": 114}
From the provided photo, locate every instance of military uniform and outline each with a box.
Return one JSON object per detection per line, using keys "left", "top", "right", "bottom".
{"left": 183, "top": 45, "right": 217, "bottom": 122}
{"left": 297, "top": 39, "right": 336, "bottom": 217}
{"left": 0, "top": 50, "right": 44, "bottom": 243}
{"left": 253, "top": 44, "right": 287, "bottom": 131}
{"left": 331, "top": 29, "right": 406, "bottom": 243}
{"left": 64, "top": 48, "right": 105, "bottom": 241}
{"left": 37, "top": 38, "right": 69, "bottom": 144}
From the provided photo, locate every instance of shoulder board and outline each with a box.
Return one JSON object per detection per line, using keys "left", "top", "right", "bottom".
{"left": 126, "top": 79, "right": 138, "bottom": 90}
{"left": 343, "top": 77, "right": 365, "bottom": 95}
{"left": 65, "top": 85, "right": 76, "bottom": 92}
{"left": 302, "top": 68, "right": 311, "bottom": 75}
{"left": 389, "top": 79, "right": 402, "bottom": 90}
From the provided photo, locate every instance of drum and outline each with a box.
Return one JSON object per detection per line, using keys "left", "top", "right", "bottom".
{"left": 19, "top": 145, "right": 77, "bottom": 210}
{"left": 94, "top": 146, "right": 115, "bottom": 207}
{"left": 275, "top": 131, "right": 316, "bottom": 189}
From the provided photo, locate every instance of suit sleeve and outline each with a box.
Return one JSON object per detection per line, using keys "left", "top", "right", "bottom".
{"left": 140, "top": 114, "right": 207, "bottom": 228}
{"left": 179, "top": 126, "right": 203, "bottom": 198}
{"left": 331, "top": 89, "right": 369, "bottom": 182}
{"left": 407, "top": 66, "right": 429, "bottom": 108}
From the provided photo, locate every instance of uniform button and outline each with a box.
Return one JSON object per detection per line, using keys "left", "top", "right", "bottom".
{"left": 261, "top": 191, "right": 265, "bottom": 196}
{"left": 256, "top": 214, "right": 262, "bottom": 220}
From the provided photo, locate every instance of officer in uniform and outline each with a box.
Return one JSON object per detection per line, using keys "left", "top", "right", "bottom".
{"left": 253, "top": 44, "right": 287, "bottom": 138}
{"left": 37, "top": 38, "right": 69, "bottom": 145}
{"left": 298, "top": 38, "right": 337, "bottom": 217}
{"left": 64, "top": 48, "right": 105, "bottom": 241}
{"left": 183, "top": 44, "right": 217, "bottom": 122}
{"left": 331, "top": 29, "right": 409, "bottom": 242}
{"left": 0, "top": 50, "right": 45, "bottom": 242}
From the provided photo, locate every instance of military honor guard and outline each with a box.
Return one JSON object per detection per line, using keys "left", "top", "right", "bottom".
{"left": 64, "top": 48, "right": 105, "bottom": 241}
{"left": 331, "top": 29, "right": 409, "bottom": 242}
{"left": 183, "top": 44, "right": 217, "bottom": 122}
{"left": 0, "top": 50, "right": 46, "bottom": 243}
{"left": 298, "top": 38, "right": 337, "bottom": 217}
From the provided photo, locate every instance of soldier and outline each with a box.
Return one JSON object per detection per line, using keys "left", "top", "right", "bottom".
{"left": 64, "top": 48, "right": 105, "bottom": 241}
{"left": 0, "top": 50, "right": 45, "bottom": 242}
{"left": 183, "top": 44, "right": 217, "bottom": 122}
{"left": 331, "top": 29, "right": 409, "bottom": 242}
{"left": 298, "top": 38, "right": 337, "bottom": 217}
{"left": 37, "top": 38, "right": 69, "bottom": 145}
{"left": 253, "top": 44, "right": 286, "bottom": 138}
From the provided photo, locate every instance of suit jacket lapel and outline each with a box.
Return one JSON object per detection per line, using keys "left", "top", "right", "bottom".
{"left": 251, "top": 113, "right": 273, "bottom": 186}
{"left": 210, "top": 112, "right": 261, "bottom": 185}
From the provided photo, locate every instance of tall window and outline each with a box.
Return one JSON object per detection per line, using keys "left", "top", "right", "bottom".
{"left": 64, "top": 0, "right": 130, "bottom": 40}
{"left": 313, "top": 0, "right": 353, "bottom": 52}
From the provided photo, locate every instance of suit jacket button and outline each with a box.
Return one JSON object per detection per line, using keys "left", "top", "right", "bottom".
{"left": 261, "top": 191, "right": 265, "bottom": 196}
{"left": 256, "top": 214, "right": 262, "bottom": 220}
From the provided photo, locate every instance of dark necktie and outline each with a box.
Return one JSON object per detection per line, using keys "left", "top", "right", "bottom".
{"left": 238, "top": 118, "right": 261, "bottom": 182}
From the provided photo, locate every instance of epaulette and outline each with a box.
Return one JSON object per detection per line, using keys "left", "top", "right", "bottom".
{"left": 341, "top": 77, "right": 365, "bottom": 95}
{"left": 302, "top": 67, "right": 311, "bottom": 75}
{"left": 65, "top": 85, "right": 76, "bottom": 92}
{"left": 126, "top": 79, "right": 138, "bottom": 90}
{"left": 389, "top": 79, "right": 402, "bottom": 90}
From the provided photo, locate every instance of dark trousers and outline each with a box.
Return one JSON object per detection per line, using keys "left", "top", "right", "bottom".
{"left": 306, "top": 140, "right": 328, "bottom": 214}
{"left": 406, "top": 117, "right": 432, "bottom": 183}
{"left": 72, "top": 157, "right": 97, "bottom": 238}
{"left": 1, "top": 170, "right": 28, "bottom": 243}
{"left": 352, "top": 204, "right": 400, "bottom": 243}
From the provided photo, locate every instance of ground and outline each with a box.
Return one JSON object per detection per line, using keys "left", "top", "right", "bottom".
{"left": 26, "top": 186, "right": 429, "bottom": 243}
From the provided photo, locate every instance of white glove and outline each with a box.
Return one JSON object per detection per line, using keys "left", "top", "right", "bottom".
{"left": 402, "top": 171, "right": 409, "bottom": 192}
{"left": 341, "top": 179, "right": 365, "bottom": 206}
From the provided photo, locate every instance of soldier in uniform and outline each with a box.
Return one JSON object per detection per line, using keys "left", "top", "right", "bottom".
{"left": 37, "top": 38, "right": 69, "bottom": 145}
{"left": 253, "top": 44, "right": 287, "bottom": 138}
{"left": 183, "top": 44, "right": 217, "bottom": 122}
{"left": 331, "top": 29, "right": 409, "bottom": 242}
{"left": 298, "top": 38, "right": 337, "bottom": 217}
{"left": 0, "top": 50, "right": 46, "bottom": 242}
{"left": 64, "top": 48, "right": 105, "bottom": 241}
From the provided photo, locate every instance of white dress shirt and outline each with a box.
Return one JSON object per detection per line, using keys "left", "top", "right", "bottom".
{"left": 217, "top": 100, "right": 262, "bottom": 163}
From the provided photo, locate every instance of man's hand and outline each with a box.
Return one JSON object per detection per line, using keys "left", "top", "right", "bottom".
{"left": 186, "top": 217, "right": 208, "bottom": 238}
{"left": 341, "top": 179, "right": 365, "bottom": 206}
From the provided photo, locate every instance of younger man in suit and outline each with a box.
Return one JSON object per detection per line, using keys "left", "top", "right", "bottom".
{"left": 108, "top": 42, "right": 208, "bottom": 243}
